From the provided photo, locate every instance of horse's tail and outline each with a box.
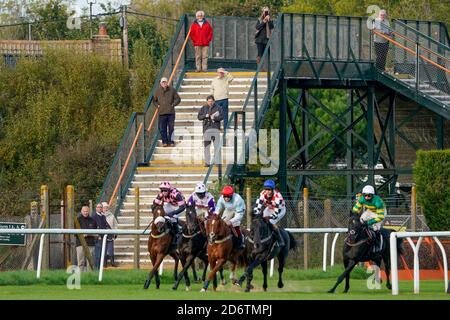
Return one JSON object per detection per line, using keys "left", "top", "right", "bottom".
{"left": 287, "top": 231, "right": 296, "bottom": 251}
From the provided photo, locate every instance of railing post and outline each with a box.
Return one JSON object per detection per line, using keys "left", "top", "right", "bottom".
{"left": 246, "top": 187, "right": 252, "bottom": 230}
{"left": 134, "top": 186, "right": 140, "bottom": 269}
{"left": 390, "top": 232, "right": 399, "bottom": 295}
{"left": 411, "top": 186, "right": 417, "bottom": 231}
{"left": 40, "top": 185, "right": 49, "bottom": 271}
{"left": 254, "top": 79, "right": 258, "bottom": 126}
{"left": 415, "top": 42, "right": 420, "bottom": 91}
{"left": 323, "top": 233, "right": 329, "bottom": 272}
{"left": 303, "top": 187, "right": 309, "bottom": 270}
{"left": 369, "top": 30, "right": 373, "bottom": 61}
{"left": 66, "top": 185, "right": 75, "bottom": 266}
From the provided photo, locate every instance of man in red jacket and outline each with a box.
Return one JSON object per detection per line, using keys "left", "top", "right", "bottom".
{"left": 190, "top": 11, "right": 213, "bottom": 72}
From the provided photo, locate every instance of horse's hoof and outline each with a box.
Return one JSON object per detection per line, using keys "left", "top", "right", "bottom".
{"left": 200, "top": 288, "right": 206, "bottom": 292}
{"left": 221, "top": 280, "right": 227, "bottom": 286}
{"left": 250, "top": 284, "right": 254, "bottom": 289}
{"left": 143, "top": 280, "right": 150, "bottom": 289}
{"left": 186, "top": 286, "right": 191, "bottom": 292}
{"left": 343, "top": 290, "right": 349, "bottom": 293}
{"left": 387, "top": 284, "right": 392, "bottom": 290}
{"left": 327, "top": 289, "right": 335, "bottom": 294}
{"left": 263, "top": 287, "right": 267, "bottom": 292}
{"left": 277, "top": 282, "right": 284, "bottom": 289}
{"left": 245, "top": 288, "right": 250, "bottom": 293}
{"left": 172, "top": 286, "right": 177, "bottom": 291}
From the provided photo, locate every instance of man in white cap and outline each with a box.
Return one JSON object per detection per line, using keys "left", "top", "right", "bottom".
{"left": 210, "top": 68, "right": 233, "bottom": 129}
{"left": 153, "top": 77, "right": 181, "bottom": 147}
{"left": 102, "top": 202, "right": 118, "bottom": 267}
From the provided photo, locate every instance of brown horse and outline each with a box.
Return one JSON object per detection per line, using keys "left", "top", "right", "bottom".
{"left": 201, "top": 213, "right": 247, "bottom": 292}
{"left": 143, "top": 204, "right": 180, "bottom": 289}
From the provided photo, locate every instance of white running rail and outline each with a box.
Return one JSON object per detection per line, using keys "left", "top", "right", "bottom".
{"left": 390, "top": 231, "right": 450, "bottom": 295}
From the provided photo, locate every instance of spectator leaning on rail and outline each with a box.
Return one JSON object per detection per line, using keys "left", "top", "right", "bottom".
{"left": 210, "top": 68, "right": 233, "bottom": 130}
{"left": 92, "top": 203, "right": 110, "bottom": 269}
{"left": 76, "top": 206, "right": 97, "bottom": 272}
{"left": 102, "top": 202, "right": 119, "bottom": 267}
{"left": 190, "top": 10, "right": 213, "bottom": 72}
{"left": 153, "top": 77, "right": 181, "bottom": 147}
{"left": 197, "top": 95, "right": 224, "bottom": 167}
{"left": 254, "top": 6, "right": 274, "bottom": 67}
{"left": 371, "top": 9, "right": 392, "bottom": 71}
{"left": 352, "top": 185, "right": 386, "bottom": 252}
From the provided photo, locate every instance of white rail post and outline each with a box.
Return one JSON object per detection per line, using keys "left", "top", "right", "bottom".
{"left": 98, "top": 235, "right": 108, "bottom": 282}
{"left": 322, "top": 233, "right": 329, "bottom": 272}
{"left": 406, "top": 236, "right": 423, "bottom": 294}
{"left": 159, "top": 261, "right": 164, "bottom": 275}
{"left": 270, "top": 258, "right": 275, "bottom": 277}
{"left": 433, "top": 237, "right": 448, "bottom": 293}
{"left": 36, "top": 234, "right": 45, "bottom": 279}
{"left": 390, "top": 232, "right": 399, "bottom": 295}
{"left": 330, "top": 233, "right": 340, "bottom": 267}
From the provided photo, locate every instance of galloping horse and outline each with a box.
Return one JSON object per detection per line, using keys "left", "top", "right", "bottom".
{"left": 144, "top": 204, "right": 180, "bottom": 289}
{"left": 172, "top": 204, "right": 209, "bottom": 291}
{"left": 328, "top": 211, "right": 404, "bottom": 293}
{"left": 238, "top": 213, "right": 296, "bottom": 292}
{"left": 201, "top": 213, "right": 247, "bottom": 292}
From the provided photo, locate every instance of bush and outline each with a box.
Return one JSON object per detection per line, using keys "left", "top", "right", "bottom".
{"left": 413, "top": 150, "right": 450, "bottom": 231}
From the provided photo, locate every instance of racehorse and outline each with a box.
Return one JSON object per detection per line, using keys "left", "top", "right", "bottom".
{"left": 172, "top": 204, "right": 209, "bottom": 291}
{"left": 144, "top": 204, "right": 180, "bottom": 289}
{"left": 328, "top": 211, "right": 404, "bottom": 293}
{"left": 201, "top": 212, "right": 247, "bottom": 292}
{"left": 237, "top": 213, "right": 296, "bottom": 292}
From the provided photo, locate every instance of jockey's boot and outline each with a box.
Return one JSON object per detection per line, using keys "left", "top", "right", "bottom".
{"left": 272, "top": 224, "right": 285, "bottom": 247}
{"left": 373, "top": 230, "right": 381, "bottom": 253}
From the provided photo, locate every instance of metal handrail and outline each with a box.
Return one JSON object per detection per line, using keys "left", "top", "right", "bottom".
{"left": 146, "top": 26, "right": 192, "bottom": 133}
{"left": 372, "top": 30, "right": 450, "bottom": 75}
{"left": 108, "top": 122, "right": 143, "bottom": 206}
{"left": 393, "top": 19, "right": 450, "bottom": 51}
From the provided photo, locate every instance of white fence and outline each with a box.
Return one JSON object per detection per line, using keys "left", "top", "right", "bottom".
{"left": 0, "top": 228, "right": 347, "bottom": 281}
{"left": 390, "top": 231, "right": 450, "bottom": 295}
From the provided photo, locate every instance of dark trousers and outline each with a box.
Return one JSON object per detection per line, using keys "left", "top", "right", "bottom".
{"left": 106, "top": 240, "right": 114, "bottom": 264}
{"left": 256, "top": 43, "right": 267, "bottom": 58}
{"left": 94, "top": 239, "right": 102, "bottom": 269}
{"left": 374, "top": 42, "right": 389, "bottom": 71}
{"left": 216, "top": 99, "right": 229, "bottom": 129}
{"left": 159, "top": 114, "right": 175, "bottom": 144}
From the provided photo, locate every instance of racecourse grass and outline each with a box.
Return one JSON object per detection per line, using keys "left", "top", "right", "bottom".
{"left": 0, "top": 266, "right": 367, "bottom": 286}
{"left": 0, "top": 267, "right": 448, "bottom": 299}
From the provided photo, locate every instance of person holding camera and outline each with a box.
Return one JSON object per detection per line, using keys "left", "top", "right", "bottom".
{"left": 255, "top": 6, "right": 274, "bottom": 66}
{"left": 197, "top": 95, "right": 224, "bottom": 167}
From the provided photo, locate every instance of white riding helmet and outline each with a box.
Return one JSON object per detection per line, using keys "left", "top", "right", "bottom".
{"left": 195, "top": 182, "right": 207, "bottom": 194}
{"left": 362, "top": 185, "right": 375, "bottom": 195}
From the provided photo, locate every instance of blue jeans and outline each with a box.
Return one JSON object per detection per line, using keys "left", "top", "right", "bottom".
{"left": 159, "top": 114, "right": 175, "bottom": 144}
{"left": 94, "top": 238, "right": 103, "bottom": 269}
{"left": 216, "top": 99, "right": 229, "bottom": 129}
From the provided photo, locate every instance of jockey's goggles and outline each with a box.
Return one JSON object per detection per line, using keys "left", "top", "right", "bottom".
{"left": 160, "top": 188, "right": 170, "bottom": 192}
{"left": 196, "top": 192, "right": 206, "bottom": 198}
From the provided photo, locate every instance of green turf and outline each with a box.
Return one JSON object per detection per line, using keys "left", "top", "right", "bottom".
{"left": 0, "top": 268, "right": 448, "bottom": 300}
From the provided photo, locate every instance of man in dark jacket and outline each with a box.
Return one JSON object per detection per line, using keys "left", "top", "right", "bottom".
{"left": 255, "top": 6, "right": 274, "bottom": 66}
{"left": 198, "top": 95, "right": 224, "bottom": 166}
{"left": 92, "top": 203, "right": 109, "bottom": 270}
{"left": 154, "top": 77, "right": 181, "bottom": 147}
{"left": 76, "top": 206, "right": 97, "bottom": 272}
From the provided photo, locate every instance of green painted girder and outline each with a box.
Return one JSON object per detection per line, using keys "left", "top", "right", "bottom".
{"left": 376, "top": 72, "right": 450, "bottom": 120}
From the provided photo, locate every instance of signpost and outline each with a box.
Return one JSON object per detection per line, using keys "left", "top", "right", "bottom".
{"left": 0, "top": 222, "right": 26, "bottom": 246}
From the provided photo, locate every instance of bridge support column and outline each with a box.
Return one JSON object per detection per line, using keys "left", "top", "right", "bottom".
{"left": 279, "top": 71, "right": 287, "bottom": 194}
{"left": 367, "top": 87, "right": 375, "bottom": 186}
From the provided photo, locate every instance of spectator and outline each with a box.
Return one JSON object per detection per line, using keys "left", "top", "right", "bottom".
{"left": 102, "top": 202, "right": 119, "bottom": 267}
{"left": 255, "top": 6, "right": 274, "bottom": 67}
{"left": 76, "top": 206, "right": 97, "bottom": 272}
{"left": 92, "top": 203, "right": 109, "bottom": 269}
{"left": 190, "top": 11, "right": 213, "bottom": 72}
{"left": 372, "top": 9, "right": 392, "bottom": 71}
{"left": 153, "top": 77, "right": 181, "bottom": 147}
{"left": 198, "top": 95, "right": 224, "bottom": 166}
{"left": 210, "top": 68, "right": 233, "bottom": 129}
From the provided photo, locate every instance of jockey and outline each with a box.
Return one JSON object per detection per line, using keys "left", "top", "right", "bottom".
{"left": 153, "top": 181, "right": 186, "bottom": 239}
{"left": 215, "top": 185, "right": 246, "bottom": 248}
{"left": 186, "top": 182, "right": 216, "bottom": 220}
{"left": 352, "top": 185, "right": 386, "bottom": 250}
{"left": 253, "top": 179, "right": 286, "bottom": 247}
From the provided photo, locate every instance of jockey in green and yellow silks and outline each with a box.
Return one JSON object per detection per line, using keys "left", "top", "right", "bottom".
{"left": 352, "top": 185, "right": 386, "bottom": 231}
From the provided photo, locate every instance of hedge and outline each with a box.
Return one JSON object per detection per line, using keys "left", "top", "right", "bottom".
{"left": 413, "top": 150, "right": 450, "bottom": 231}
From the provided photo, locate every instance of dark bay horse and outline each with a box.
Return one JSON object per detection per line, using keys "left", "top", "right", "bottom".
{"left": 172, "top": 204, "right": 209, "bottom": 291}
{"left": 328, "top": 212, "right": 404, "bottom": 293}
{"left": 201, "top": 213, "right": 247, "bottom": 292}
{"left": 144, "top": 204, "right": 180, "bottom": 289}
{"left": 238, "top": 214, "right": 296, "bottom": 292}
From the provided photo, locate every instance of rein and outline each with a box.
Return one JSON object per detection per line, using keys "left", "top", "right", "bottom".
{"left": 211, "top": 234, "right": 233, "bottom": 244}
{"left": 150, "top": 228, "right": 170, "bottom": 239}
{"left": 182, "top": 230, "right": 201, "bottom": 238}
{"left": 247, "top": 233, "right": 272, "bottom": 245}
